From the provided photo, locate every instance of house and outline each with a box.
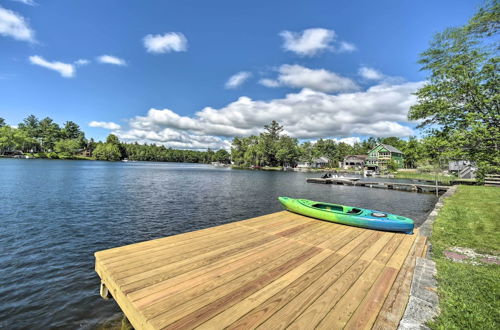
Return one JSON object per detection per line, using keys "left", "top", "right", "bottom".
{"left": 365, "top": 144, "right": 404, "bottom": 170}
{"left": 342, "top": 155, "right": 367, "bottom": 169}
{"left": 449, "top": 160, "right": 477, "bottom": 179}
{"left": 297, "top": 157, "right": 330, "bottom": 169}
{"left": 313, "top": 157, "right": 330, "bottom": 168}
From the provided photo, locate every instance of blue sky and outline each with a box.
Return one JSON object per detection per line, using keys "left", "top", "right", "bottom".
{"left": 0, "top": 0, "right": 482, "bottom": 149}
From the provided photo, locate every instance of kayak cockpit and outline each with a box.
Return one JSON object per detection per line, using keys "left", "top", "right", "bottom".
{"left": 310, "top": 203, "right": 363, "bottom": 215}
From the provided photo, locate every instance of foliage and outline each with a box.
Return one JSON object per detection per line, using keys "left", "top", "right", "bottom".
{"left": 93, "top": 143, "right": 122, "bottom": 161}
{"left": 429, "top": 185, "right": 500, "bottom": 329}
{"left": 409, "top": 0, "right": 500, "bottom": 177}
{"left": 54, "top": 139, "right": 80, "bottom": 158}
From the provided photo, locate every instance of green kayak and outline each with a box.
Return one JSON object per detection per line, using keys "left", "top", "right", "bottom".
{"left": 278, "top": 197, "right": 414, "bottom": 234}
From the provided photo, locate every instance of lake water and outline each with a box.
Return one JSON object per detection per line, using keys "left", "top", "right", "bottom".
{"left": 0, "top": 159, "right": 437, "bottom": 329}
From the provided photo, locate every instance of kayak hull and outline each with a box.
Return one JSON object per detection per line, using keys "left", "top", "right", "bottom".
{"left": 278, "top": 197, "right": 414, "bottom": 234}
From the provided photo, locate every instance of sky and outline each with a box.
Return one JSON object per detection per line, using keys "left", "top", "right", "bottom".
{"left": 0, "top": 0, "right": 483, "bottom": 150}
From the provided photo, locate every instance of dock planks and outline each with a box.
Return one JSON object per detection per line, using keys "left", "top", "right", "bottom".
{"left": 95, "top": 211, "right": 422, "bottom": 329}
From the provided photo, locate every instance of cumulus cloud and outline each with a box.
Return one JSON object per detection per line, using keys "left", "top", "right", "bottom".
{"left": 97, "top": 55, "right": 126, "bottom": 66}
{"left": 225, "top": 71, "right": 252, "bottom": 89}
{"left": 335, "top": 137, "right": 362, "bottom": 146}
{"left": 0, "top": 6, "right": 35, "bottom": 42}
{"left": 259, "top": 64, "right": 358, "bottom": 93}
{"left": 89, "top": 121, "right": 121, "bottom": 130}
{"left": 29, "top": 56, "right": 75, "bottom": 78}
{"left": 143, "top": 32, "right": 187, "bottom": 54}
{"left": 114, "top": 80, "right": 422, "bottom": 150}
{"left": 359, "top": 66, "right": 384, "bottom": 80}
{"left": 280, "top": 28, "right": 335, "bottom": 56}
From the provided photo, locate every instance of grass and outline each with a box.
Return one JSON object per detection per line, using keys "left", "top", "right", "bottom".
{"left": 429, "top": 185, "right": 500, "bottom": 329}
{"left": 394, "top": 171, "right": 457, "bottom": 184}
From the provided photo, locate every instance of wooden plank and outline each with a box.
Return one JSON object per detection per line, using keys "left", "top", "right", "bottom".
{"left": 111, "top": 229, "right": 265, "bottom": 281}
{"left": 104, "top": 227, "right": 263, "bottom": 274}
{"left": 139, "top": 240, "right": 312, "bottom": 321}
{"left": 118, "top": 233, "right": 279, "bottom": 293}
{"left": 127, "top": 235, "right": 289, "bottom": 302}
{"left": 283, "top": 233, "right": 387, "bottom": 329}
{"left": 95, "top": 221, "right": 242, "bottom": 260}
{"left": 317, "top": 261, "right": 386, "bottom": 329}
{"left": 342, "top": 233, "right": 416, "bottom": 330}
{"left": 372, "top": 235, "right": 425, "bottom": 330}
{"left": 226, "top": 251, "right": 345, "bottom": 330}
{"left": 154, "top": 246, "right": 322, "bottom": 329}
{"left": 133, "top": 240, "right": 301, "bottom": 308}
{"left": 255, "top": 232, "right": 384, "bottom": 329}
{"left": 196, "top": 249, "right": 333, "bottom": 330}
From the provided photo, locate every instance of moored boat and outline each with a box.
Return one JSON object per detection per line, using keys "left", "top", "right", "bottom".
{"left": 278, "top": 197, "right": 414, "bottom": 234}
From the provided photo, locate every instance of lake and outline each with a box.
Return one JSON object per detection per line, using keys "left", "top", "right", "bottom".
{"left": 0, "top": 159, "right": 437, "bottom": 329}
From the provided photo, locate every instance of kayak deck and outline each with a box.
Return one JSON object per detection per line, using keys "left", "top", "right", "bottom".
{"left": 95, "top": 211, "right": 425, "bottom": 329}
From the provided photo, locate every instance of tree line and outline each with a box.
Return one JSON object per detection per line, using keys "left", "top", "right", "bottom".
{"left": 0, "top": 115, "right": 230, "bottom": 163}
{"left": 230, "top": 120, "right": 459, "bottom": 169}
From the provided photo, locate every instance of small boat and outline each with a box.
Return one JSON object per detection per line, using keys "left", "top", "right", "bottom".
{"left": 278, "top": 197, "right": 414, "bottom": 234}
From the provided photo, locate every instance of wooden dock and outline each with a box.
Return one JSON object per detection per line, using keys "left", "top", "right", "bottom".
{"left": 95, "top": 211, "right": 426, "bottom": 330}
{"left": 307, "top": 178, "right": 450, "bottom": 193}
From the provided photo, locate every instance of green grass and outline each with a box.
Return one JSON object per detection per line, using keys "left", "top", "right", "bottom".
{"left": 394, "top": 171, "right": 456, "bottom": 184}
{"left": 429, "top": 186, "right": 500, "bottom": 329}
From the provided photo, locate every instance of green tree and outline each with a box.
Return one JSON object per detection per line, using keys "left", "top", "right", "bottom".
{"left": 214, "top": 149, "right": 231, "bottom": 163}
{"left": 38, "top": 117, "right": 61, "bottom": 152}
{"left": 276, "top": 136, "right": 300, "bottom": 166}
{"left": 93, "top": 143, "right": 121, "bottom": 161}
{"left": 54, "top": 139, "right": 81, "bottom": 157}
{"left": 0, "top": 118, "right": 5, "bottom": 128}
{"left": 409, "top": 1, "right": 500, "bottom": 176}
{"left": 106, "top": 134, "right": 120, "bottom": 145}
{"left": 0, "top": 126, "right": 15, "bottom": 155}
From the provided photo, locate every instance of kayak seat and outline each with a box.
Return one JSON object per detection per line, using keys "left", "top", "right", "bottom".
{"left": 347, "top": 208, "right": 362, "bottom": 214}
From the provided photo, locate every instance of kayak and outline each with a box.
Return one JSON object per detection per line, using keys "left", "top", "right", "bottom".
{"left": 278, "top": 197, "right": 414, "bottom": 234}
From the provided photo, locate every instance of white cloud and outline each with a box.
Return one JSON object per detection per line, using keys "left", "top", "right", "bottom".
{"left": 115, "top": 80, "right": 423, "bottom": 150}
{"left": 280, "top": 28, "right": 335, "bottom": 56}
{"left": 97, "top": 55, "right": 126, "bottom": 66}
{"left": 259, "top": 64, "right": 358, "bottom": 93}
{"left": 338, "top": 41, "right": 356, "bottom": 53}
{"left": 29, "top": 56, "right": 75, "bottom": 78}
{"left": 75, "top": 59, "right": 90, "bottom": 66}
{"left": 143, "top": 32, "right": 187, "bottom": 54}
{"left": 258, "top": 78, "right": 280, "bottom": 88}
{"left": 10, "top": 0, "right": 37, "bottom": 6}
{"left": 89, "top": 121, "right": 121, "bottom": 130}
{"left": 0, "top": 6, "right": 35, "bottom": 42}
{"left": 116, "top": 128, "right": 231, "bottom": 150}
{"left": 336, "top": 137, "right": 361, "bottom": 146}
{"left": 225, "top": 71, "right": 252, "bottom": 89}
{"left": 359, "top": 66, "right": 384, "bottom": 80}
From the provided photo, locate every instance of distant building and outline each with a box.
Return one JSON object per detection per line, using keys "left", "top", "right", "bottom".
{"left": 449, "top": 160, "right": 477, "bottom": 179}
{"left": 342, "top": 155, "right": 367, "bottom": 169}
{"left": 365, "top": 144, "right": 404, "bottom": 170}
{"left": 313, "top": 157, "right": 330, "bottom": 168}
{"left": 297, "top": 156, "right": 330, "bottom": 169}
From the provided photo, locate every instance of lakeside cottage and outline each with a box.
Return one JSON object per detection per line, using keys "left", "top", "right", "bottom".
{"left": 342, "top": 155, "right": 367, "bottom": 169}
{"left": 297, "top": 156, "right": 330, "bottom": 169}
{"left": 365, "top": 144, "right": 404, "bottom": 171}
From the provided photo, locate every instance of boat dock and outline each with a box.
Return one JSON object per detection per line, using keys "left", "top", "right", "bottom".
{"left": 307, "top": 178, "right": 450, "bottom": 193}
{"left": 95, "top": 211, "right": 426, "bottom": 329}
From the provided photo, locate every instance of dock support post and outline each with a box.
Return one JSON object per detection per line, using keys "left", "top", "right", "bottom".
{"left": 100, "top": 281, "right": 112, "bottom": 300}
